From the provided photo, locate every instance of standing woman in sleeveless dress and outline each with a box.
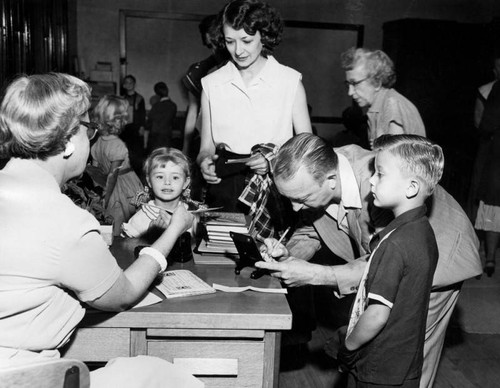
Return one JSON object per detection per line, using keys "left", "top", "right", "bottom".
{"left": 197, "top": 0, "right": 312, "bottom": 237}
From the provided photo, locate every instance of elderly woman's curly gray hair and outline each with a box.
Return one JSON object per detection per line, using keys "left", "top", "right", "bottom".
{"left": 341, "top": 47, "right": 397, "bottom": 88}
{"left": 0, "top": 73, "right": 91, "bottom": 160}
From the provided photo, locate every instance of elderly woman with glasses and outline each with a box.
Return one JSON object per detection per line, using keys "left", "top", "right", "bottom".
{"left": 0, "top": 73, "right": 202, "bottom": 388}
{"left": 341, "top": 47, "right": 426, "bottom": 149}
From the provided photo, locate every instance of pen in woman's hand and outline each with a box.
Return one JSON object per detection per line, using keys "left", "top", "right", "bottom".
{"left": 139, "top": 202, "right": 223, "bottom": 215}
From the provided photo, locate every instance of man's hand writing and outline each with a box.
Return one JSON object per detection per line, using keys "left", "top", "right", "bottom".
{"left": 255, "top": 257, "right": 317, "bottom": 287}
{"left": 260, "top": 238, "right": 289, "bottom": 262}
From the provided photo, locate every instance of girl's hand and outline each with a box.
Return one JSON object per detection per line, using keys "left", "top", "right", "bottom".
{"left": 200, "top": 155, "right": 221, "bottom": 184}
{"left": 246, "top": 154, "right": 269, "bottom": 175}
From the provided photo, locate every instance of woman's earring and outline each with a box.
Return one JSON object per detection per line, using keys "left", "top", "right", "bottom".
{"left": 131, "top": 186, "right": 152, "bottom": 208}
{"left": 183, "top": 187, "right": 191, "bottom": 201}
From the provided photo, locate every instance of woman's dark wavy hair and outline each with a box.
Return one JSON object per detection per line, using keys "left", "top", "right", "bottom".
{"left": 213, "top": 0, "right": 283, "bottom": 57}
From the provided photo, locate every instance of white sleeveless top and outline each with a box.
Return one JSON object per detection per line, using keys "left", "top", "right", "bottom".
{"left": 201, "top": 56, "right": 301, "bottom": 154}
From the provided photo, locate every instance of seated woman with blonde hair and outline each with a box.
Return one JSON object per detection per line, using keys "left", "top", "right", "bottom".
{"left": 0, "top": 73, "right": 203, "bottom": 388}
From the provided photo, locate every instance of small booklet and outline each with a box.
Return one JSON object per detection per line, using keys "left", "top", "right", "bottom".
{"left": 155, "top": 270, "right": 216, "bottom": 299}
{"left": 213, "top": 283, "right": 287, "bottom": 294}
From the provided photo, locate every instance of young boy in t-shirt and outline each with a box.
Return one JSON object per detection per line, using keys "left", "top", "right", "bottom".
{"left": 337, "top": 134, "right": 444, "bottom": 388}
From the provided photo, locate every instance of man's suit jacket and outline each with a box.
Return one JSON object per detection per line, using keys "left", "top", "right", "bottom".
{"left": 294, "top": 144, "right": 482, "bottom": 294}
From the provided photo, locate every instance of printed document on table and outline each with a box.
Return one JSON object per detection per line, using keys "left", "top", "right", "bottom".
{"left": 156, "top": 270, "right": 216, "bottom": 299}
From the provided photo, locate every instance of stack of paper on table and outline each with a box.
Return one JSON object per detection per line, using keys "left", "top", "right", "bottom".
{"left": 198, "top": 212, "right": 249, "bottom": 256}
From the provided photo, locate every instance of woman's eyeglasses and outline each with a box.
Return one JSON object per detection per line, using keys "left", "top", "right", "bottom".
{"left": 344, "top": 77, "right": 369, "bottom": 89}
{"left": 80, "top": 121, "right": 100, "bottom": 140}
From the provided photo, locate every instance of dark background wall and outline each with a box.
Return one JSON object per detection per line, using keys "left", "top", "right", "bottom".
{"left": 73, "top": 0, "right": 500, "bottom": 142}
{"left": 3, "top": 0, "right": 500, "bottom": 205}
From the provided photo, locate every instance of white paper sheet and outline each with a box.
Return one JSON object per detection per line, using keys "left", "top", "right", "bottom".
{"left": 212, "top": 283, "right": 287, "bottom": 294}
{"left": 132, "top": 291, "right": 163, "bottom": 308}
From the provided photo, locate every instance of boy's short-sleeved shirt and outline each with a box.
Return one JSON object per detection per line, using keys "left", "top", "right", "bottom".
{"left": 356, "top": 206, "right": 438, "bottom": 385}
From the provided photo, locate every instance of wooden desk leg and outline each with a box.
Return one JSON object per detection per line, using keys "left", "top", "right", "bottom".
{"left": 263, "top": 331, "right": 281, "bottom": 388}
{"left": 130, "top": 329, "right": 147, "bottom": 356}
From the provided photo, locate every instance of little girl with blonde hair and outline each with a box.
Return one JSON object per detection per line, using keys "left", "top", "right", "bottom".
{"left": 122, "top": 147, "right": 197, "bottom": 238}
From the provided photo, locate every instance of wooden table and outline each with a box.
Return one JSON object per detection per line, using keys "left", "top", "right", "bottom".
{"left": 62, "top": 237, "right": 292, "bottom": 388}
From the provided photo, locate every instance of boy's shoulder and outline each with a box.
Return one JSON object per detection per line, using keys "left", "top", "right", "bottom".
{"left": 379, "top": 207, "right": 436, "bottom": 251}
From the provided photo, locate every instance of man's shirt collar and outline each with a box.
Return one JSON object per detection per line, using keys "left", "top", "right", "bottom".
{"left": 325, "top": 153, "right": 362, "bottom": 225}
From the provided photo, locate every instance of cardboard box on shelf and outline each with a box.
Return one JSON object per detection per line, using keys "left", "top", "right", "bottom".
{"left": 90, "top": 70, "right": 113, "bottom": 82}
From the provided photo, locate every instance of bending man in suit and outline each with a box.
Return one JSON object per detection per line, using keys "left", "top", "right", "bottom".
{"left": 256, "top": 133, "right": 482, "bottom": 388}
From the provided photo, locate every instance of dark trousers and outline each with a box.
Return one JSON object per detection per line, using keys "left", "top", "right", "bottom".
{"left": 205, "top": 148, "right": 250, "bottom": 212}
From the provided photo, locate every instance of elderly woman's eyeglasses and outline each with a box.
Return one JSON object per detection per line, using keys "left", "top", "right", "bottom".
{"left": 80, "top": 121, "right": 99, "bottom": 140}
{"left": 344, "top": 77, "right": 369, "bottom": 89}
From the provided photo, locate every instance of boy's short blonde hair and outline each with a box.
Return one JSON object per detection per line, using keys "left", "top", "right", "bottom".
{"left": 373, "top": 134, "right": 444, "bottom": 196}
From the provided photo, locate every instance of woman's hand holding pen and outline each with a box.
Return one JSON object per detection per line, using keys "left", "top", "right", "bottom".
{"left": 149, "top": 205, "right": 195, "bottom": 232}
{"left": 150, "top": 209, "right": 172, "bottom": 230}
{"left": 167, "top": 205, "right": 194, "bottom": 235}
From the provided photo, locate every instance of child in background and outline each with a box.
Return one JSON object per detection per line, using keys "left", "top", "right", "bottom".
{"left": 146, "top": 82, "right": 177, "bottom": 151}
{"left": 121, "top": 74, "right": 146, "bottom": 175}
{"left": 337, "top": 134, "right": 444, "bottom": 388}
{"left": 122, "top": 147, "right": 197, "bottom": 238}
{"left": 91, "top": 95, "right": 143, "bottom": 236}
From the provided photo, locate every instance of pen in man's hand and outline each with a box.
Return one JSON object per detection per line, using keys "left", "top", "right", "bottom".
{"left": 271, "top": 226, "right": 291, "bottom": 256}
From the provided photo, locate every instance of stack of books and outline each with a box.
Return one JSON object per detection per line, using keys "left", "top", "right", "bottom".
{"left": 197, "top": 212, "right": 249, "bottom": 256}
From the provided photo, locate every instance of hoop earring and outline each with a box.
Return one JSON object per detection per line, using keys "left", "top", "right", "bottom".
{"left": 183, "top": 187, "right": 191, "bottom": 201}
{"left": 131, "top": 186, "right": 152, "bottom": 208}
